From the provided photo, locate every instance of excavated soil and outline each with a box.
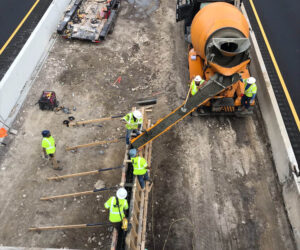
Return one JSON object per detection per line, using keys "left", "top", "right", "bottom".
{"left": 0, "top": 0, "right": 296, "bottom": 249}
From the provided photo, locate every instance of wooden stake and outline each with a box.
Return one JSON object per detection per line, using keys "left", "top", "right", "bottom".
{"left": 66, "top": 138, "right": 121, "bottom": 151}
{"left": 29, "top": 224, "right": 88, "bottom": 231}
{"left": 47, "top": 166, "right": 124, "bottom": 181}
{"left": 29, "top": 222, "right": 110, "bottom": 231}
{"left": 137, "top": 191, "right": 145, "bottom": 245}
{"left": 47, "top": 170, "right": 98, "bottom": 180}
{"left": 40, "top": 190, "right": 94, "bottom": 200}
{"left": 141, "top": 184, "right": 153, "bottom": 250}
{"left": 69, "top": 115, "right": 123, "bottom": 127}
{"left": 40, "top": 187, "right": 115, "bottom": 201}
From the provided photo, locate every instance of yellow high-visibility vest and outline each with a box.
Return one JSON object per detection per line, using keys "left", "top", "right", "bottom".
{"left": 131, "top": 156, "right": 148, "bottom": 175}
{"left": 104, "top": 196, "right": 128, "bottom": 223}
{"left": 123, "top": 112, "right": 143, "bottom": 130}
{"left": 243, "top": 80, "right": 257, "bottom": 98}
{"left": 190, "top": 80, "right": 205, "bottom": 96}
{"left": 42, "top": 136, "right": 56, "bottom": 154}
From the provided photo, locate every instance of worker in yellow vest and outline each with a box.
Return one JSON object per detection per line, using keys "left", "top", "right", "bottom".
{"left": 122, "top": 110, "right": 143, "bottom": 145}
{"left": 190, "top": 75, "right": 205, "bottom": 96}
{"left": 41, "top": 130, "right": 62, "bottom": 170}
{"left": 129, "top": 149, "right": 151, "bottom": 189}
{"left": 241, "top": 77, "right": 257, "bottom": 111}
{"left": 104, "top": 188, "right": 128, "bottom": 227}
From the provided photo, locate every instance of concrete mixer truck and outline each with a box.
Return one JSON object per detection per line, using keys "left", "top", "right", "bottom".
{"left": 131, "top": 0, "right": 255, "bottom": 149}
{"left": 176, "top": 0, "right": 254, "bottom": 115}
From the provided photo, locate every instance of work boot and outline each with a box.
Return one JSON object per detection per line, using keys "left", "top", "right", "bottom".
{"left": 54, "top": 167, "right": 63, "bottom": 171}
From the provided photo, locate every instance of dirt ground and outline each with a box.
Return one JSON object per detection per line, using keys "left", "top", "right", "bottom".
{"left": 0, "top": 0, "right": 296, "bottom": 249}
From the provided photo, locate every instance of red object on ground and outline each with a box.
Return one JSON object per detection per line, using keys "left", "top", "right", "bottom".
{"left": 0, "top": 128, "right": 8, "bottom": 138}
{"left": 116, "top": 76, "right": 122, "bottom": 84}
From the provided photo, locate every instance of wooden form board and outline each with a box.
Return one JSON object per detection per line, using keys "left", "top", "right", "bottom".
{"left": 109, "top": 107, "right": 153, "bottom": 250}
{"left": 124, "top": 108, "right": 153, "bottom": 250}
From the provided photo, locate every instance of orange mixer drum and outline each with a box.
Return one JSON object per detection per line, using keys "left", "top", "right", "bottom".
{"left": 191, "top": 2, "right": 250, "bottom": 60}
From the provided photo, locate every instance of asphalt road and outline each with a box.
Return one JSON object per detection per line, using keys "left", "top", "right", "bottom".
{"left": 252, "top": 0, "right": 300, "bottom": 115}
{"left": 0, "top": 0, "right": 52, "bottom": 80}
{"left": 0, "top": 0, "right": 36, "bottom": 48}
{"left": 244, "top": 0, "right": 300, "bottom": 163}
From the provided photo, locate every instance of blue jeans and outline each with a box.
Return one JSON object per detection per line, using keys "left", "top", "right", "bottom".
{"left": 241, "top": 95, "right": 252, "bottom": 109}
{"left": 126, "top": 129, "right": 139, "bottom": 145}
{"left": 137, "top": 172, "right": 149, "bottom": 189}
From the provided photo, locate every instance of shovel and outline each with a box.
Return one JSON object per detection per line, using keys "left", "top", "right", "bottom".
{"left": 181, "top": 86, "right": 191, "bottom": 113}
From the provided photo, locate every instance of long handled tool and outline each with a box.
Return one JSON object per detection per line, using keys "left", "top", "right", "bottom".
{"left": 29, "top": 222, "right": 111, "bottom": 231}
{"left": 66, "top": 137, "right": 124, "bottom": 151}
{"left": 69, "top": 115, "right": 123, "bottom": 127}
{"left": 180, "top": 86, "right": 191, "bottom": 112}
{"left": 40, "top": 187, "right": 117, "bottom": 201}
{"left": 47, "top": 165, "right": 124, "bottom": 180}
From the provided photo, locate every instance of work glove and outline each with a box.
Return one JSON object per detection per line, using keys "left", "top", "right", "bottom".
{"left": 44, "top": 154, "right": 49, "bottom": 159}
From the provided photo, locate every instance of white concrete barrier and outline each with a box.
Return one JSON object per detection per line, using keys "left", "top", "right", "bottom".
{"left": 0, "top": 0, "right": 70, "bottom": 122}
{"left": 242, "top": 5, "right": 300, "bottom": 249}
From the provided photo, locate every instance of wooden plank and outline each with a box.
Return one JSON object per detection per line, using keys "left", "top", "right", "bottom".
{"left": 136, "top": 178, "right": 142, "bottom": 193}
{"left": 140, "top": 121, "right": 153, "bottom": 250}
{"left": 110, "top": 228, "right": 118, "bottom": 250}
{"left": 130, "top": 239, "right": 138, "bottom": 250}
{"left": 29, "top": 223, "right": 108, "bottom": 231}
{"left": 40, "top": 190, "right": 94, "bottom": 200}
{"left": 141, "top": 107, "right": 147, "bottom": 131}
{"left": 133, "top": 214, "right": 139, "bottom": 226}
{"left": 47, "top": 170, "right": 99, "bottom": 180}
{"left": 148, "top": 137, "right": 153, "bottom": 168}
{"left": 69, "top": 117, "right": 113, "bottom": 127}
{"left": 144, "top": 120, "right": 151, "bottom": 162}
{"left": 131, "top": 222, "right": 138, "bottom": 238}
{"left": 124, "top": 107, "right": 136, "bottom": 248}
{"left": 134, "top": 200, "right": 140, "bottom": 214}
{"left": 124, "top": 107, "right": 150, "bottom": 250}
{"left": 141, "top": 183, "right": 153, "bottom": 249}
{"left": 137, "top": 191, "right": 145, "bottom": 246}
{"left": 66, "top": 138, "right": 121, "bottom": 151}
{"left": 135, "top": 190, "right": 141, "bottom": 202}
{"left": 29, "top": 224, "right": 86, "bottom": 231}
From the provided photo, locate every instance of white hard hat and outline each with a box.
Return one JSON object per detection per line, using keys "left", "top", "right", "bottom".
{"left": 133, "top": 110, "right": 142, "bottom": 119}
{"left": 116, "top": 188, "right": 127, "bottom": 199}
{"left": 194, "top": 75, "right": 202, "bottom": 82}
{"left": 247, "top": 77, "right": 256, "bottom": 84}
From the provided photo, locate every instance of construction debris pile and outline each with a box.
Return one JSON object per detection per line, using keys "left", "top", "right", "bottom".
{"left": 57, "top": 0, "right": 120, "bottom": 42}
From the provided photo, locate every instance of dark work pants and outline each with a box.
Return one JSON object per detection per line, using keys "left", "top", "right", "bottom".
{"left": 241, "top": 95, "right": 252, "bottom": 109}
{"left": 137, "top": 172, "right": 150, "bottom": 189}
{"left": 126, "top": 129, "right": 139, "bottom": 145}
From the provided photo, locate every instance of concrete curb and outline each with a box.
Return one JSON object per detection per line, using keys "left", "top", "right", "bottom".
{"left": 242, "top": 4, "right": 300, "bottom": 249}
{"left": 0, "top": 0, "right": 71, "bottom": 124}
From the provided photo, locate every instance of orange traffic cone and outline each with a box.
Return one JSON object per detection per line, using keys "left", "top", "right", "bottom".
{"left": 0, "top": 128, "right": 8, "bottom": 138}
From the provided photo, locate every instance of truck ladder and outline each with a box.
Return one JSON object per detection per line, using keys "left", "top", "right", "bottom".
{"left": 131, "top": 73, "right": 239, "bottom": 149}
